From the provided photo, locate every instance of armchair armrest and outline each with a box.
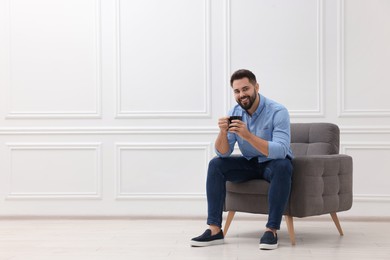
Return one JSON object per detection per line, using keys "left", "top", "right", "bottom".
{"left": 286, "top": 155, "right": 353, "bottom": 217}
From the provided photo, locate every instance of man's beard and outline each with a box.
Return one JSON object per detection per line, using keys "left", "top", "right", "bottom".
{"left": 237, "top": 91, "right": 257, "bottom": 111}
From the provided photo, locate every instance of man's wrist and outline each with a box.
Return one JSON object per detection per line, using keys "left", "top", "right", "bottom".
{"left": 242, "top": 131, "right": 253, "bottom": 141}
{"left": 219, "top": 129, "right": 228, "bottom": 135}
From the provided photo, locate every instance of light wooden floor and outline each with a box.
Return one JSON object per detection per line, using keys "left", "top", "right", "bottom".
{"left": 0, "top": 216, "right": 389, "bottom": 260}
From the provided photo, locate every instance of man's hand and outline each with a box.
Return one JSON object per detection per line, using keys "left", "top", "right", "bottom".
{"left": 215, "top": 117, "right": 231, "bottom": 155}
{"left": 228, "top": 120, "right": 251, "bottom": 140}
{"left": 218, "top": 117, "right": 230, "bottom": 133}
{"left": 229, "top": 120, "right": 269, "bottom": 156}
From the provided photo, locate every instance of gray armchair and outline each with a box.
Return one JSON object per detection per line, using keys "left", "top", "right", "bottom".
{"left": 223, "top": 123, "right": 353, "bottom": 245}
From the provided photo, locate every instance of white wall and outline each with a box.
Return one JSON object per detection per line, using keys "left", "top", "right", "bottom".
{"left": 0, "top": 0, "right": 389, "bottom": 217}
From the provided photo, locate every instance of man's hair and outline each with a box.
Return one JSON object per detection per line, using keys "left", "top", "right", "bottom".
{"left": 230, "top": 69, "right": 257, "bottom": 87}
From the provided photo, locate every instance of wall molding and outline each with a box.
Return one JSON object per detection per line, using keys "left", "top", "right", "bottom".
{"left": 340, "top": 126, "right": 390, "bottom": 134}
{"left": 223, "top": 0, "right": 232, "bottom": 114}
{"left": 354, "top": 195, "right": 390, "bottom": 203}
{"left": 5, "top": 0, "right": 102, "bottom": 119}
{"left": 341, "top": 142, "right": 390, "bottom": 200}
{"left": 224, "top": 0, "right": 324, "bottom": 117}
{"left": 115, "top": 0, "right": 211, "bottom": 118}
{"left": 0, "top": 126, "right": 220, "bottom": 135}
{"left": 3, "top": 125, "right": 390, "bottom": 135}
{"left": 337, "top": 0, "right": 390, "bottom": 117}
{"left": 115, "top": 142, "right": 212, "bottom": 199}
{"left": 341, "top": 142, "right": 390, "bottom": 153}
{"left": 5, "top": 142, "right": 102, "bottom": 199}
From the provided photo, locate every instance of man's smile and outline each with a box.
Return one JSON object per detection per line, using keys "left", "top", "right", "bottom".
{"left": 240, "top": 97, "right": 249, "bottom": 103}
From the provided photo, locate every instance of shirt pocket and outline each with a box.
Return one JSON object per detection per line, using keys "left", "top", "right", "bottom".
{"left": 256, "top": 128, "right": 272, "bottom": 141}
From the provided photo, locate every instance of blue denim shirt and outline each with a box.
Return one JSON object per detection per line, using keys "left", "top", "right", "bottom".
{"left": 216, "top": 94, "right": 293, "bottom": 163}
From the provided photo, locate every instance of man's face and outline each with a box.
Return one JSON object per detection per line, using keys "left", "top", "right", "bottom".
{"left": 232, "top": 77, "right": 259, "bottom": 111}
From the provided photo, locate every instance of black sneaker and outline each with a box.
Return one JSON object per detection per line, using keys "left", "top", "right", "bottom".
{"left": 259, "top": 231, "right": 278, "bottom": 250}
{"left": 190, "top": 229, "right": 224, "bottom": 247}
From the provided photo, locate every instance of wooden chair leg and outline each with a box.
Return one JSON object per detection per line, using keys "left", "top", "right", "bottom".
{"left": 223, "top": 211, "right": 236, "bottom": 237}
{"left": 284, "top": 215, "right": 296, "bottom": 245}
{"left": 330, "top": 212, "right": 344, "bottom": 236}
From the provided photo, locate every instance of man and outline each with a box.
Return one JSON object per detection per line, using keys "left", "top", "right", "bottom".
{"left": 191, "top": 69, "right": 293, "bottom": 250}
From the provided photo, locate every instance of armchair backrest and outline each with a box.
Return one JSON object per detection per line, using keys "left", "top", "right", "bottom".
{"left": 290, "top": 123, "right": 340, "bottom": 156}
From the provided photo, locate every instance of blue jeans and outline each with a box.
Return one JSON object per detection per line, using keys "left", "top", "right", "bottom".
{"left": 206, "top": 156, "right": 293, "bottom": 230}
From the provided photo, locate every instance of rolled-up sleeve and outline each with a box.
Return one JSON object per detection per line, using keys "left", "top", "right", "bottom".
{"left": 267, "top": 108, "right": 291, "bottom": 159}
{"left": 215, "top": 131, "right": 236, "bottom": 157}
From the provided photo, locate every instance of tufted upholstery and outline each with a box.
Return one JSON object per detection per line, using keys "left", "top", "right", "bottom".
{"left": 290, "top": 123, "right": 339, "bottom": 156}
{"left": 223, "top": 123, "right": 353, "bottom": 245}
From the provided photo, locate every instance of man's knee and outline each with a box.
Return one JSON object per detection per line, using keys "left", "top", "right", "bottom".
{"left": 271, "top": 159, "right": 293, "bottom": 178}
{"left": 208, "top": 157, "right": 224, "bottom": 171}
{"left": 279, "top": 159, "right": 293, "bottom": 173}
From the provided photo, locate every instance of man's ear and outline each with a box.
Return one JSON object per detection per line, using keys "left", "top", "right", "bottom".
{"left": 255, "top": 83, "right": 260, "bottom": 92}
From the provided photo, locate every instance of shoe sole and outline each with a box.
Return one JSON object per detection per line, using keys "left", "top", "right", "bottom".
{"left": 259, "top": 243, "right": 278, "bottom": 250}
{"left": 190, "top": 239, "right": 224, "bottom": 247}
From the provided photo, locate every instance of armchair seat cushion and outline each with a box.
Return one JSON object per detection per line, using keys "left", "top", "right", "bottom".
{"left": 226, "top": 179, "right": 269, "bottom": 195}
